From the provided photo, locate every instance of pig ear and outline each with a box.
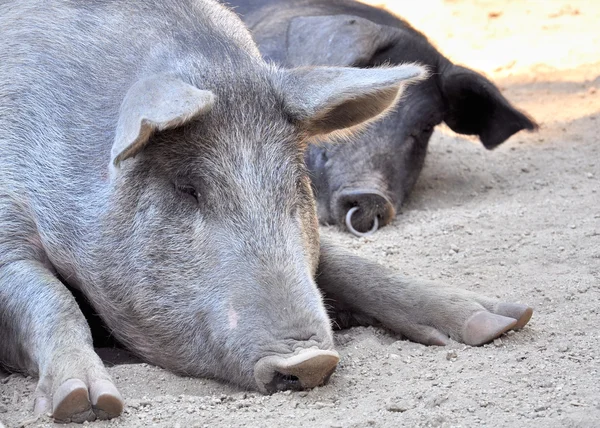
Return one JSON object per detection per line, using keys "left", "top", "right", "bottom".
{"left": 441, "top": 65, "right": 537, "bottom": 149}
{"left": 111, "top": 75, "right": 214, "bottom": 171}
{"left": 280, "top": 65, "right": 427, "bottom": 136}
{"left": 285, "top": 15, "right": 400, "bottom": 67}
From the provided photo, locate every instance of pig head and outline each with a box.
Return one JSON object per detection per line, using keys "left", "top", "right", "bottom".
{"left": 231, "top": 0, "right": 537, "bottom": 235}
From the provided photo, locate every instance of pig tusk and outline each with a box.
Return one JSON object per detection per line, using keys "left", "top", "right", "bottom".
{"left": 345, "top": 206, "right": 379, "bottom": 237}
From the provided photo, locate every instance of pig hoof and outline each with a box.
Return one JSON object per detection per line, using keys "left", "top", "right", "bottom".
{"left": 90, "top": 380, "right": 124, "bottom": 420}
{"left": 417, "top": 327, "right": 449, "bottom": 346}
{"left": 52, "top": 379, "right": 95, "bottom": 423}
{"left": 33, "top": 395, "right": 51, "bottom": 416}
{"left": 404, "top": 325, "right": 449, "bottom": 346}
{"left": 255, "top": 349, "right": 340, "bottom": 393}
{"left": 493, "top": 303, "right": 533, "bottom": 329}
{"left": 462, "top": 312, "right": 517, "bottom": 346}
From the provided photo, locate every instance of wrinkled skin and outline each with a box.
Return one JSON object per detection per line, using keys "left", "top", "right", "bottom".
{"left": 229, "top": 0, "right": 538, "bottom": 234}
{"left": 0, "top": 0, "right": 532, "bottom": 424}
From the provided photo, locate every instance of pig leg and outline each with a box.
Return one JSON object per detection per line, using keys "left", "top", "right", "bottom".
{"left": 317, "top": 239, "right": 532, "bottom": 346}
{"left": 0, "top": 260, "right": 123, "bottom": 422}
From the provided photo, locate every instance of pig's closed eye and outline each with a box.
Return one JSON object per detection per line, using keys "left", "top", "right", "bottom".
{"left": 176, "top": 184, "right": 199, "bottom": 203}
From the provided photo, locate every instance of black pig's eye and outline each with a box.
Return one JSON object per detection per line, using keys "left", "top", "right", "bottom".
{"left": 176, "top": 184, "right": 198, "bottom": 203}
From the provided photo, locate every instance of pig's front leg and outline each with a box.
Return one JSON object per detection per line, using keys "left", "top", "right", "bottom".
{"left": 0, "top": 259, "right": 123, "bottom": 422}
{"left": 316, "top": 238, "right": 532, "bottom": 346}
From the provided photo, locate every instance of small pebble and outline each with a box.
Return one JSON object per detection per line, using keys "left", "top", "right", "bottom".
{"left": 314, "top": 401, "right": 334, "bottom": 409}
{"left": 426, "top": 394, "right": 449, "bottom": 408}
{"left": 446, "top": 350, "right": 458, "bottom": 361}
{"left": 494, "top": 338, "right": 503, "bottom": 347}
{"left": 558, "top": 344, "right": 570, "bottom": 353}
{"left": 385, "top": 400, "right": 414, "bottom": 413}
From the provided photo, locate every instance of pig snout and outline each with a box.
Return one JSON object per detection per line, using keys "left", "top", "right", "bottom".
{"left": 254, "top": 349, "right": 339, "bottom": 393}
{"left": 336, "top": 189, "right": 396, "bottom": 236}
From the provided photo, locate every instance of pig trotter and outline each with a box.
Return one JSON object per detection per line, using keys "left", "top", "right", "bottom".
{"left": 345, "top": 207, "right": 379, "bottom": 237}
{"left": 36, "top": 378, "right": 123, "bottom": 423}
{"left": 316, "top": 239, "right": 534, "bottom": 346}
{"left": 0, "top": 259, "right": 123, "bottom": 423}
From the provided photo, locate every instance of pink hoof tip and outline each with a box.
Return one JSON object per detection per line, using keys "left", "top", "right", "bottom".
{"left": 52, "top": 379, "right": 94, "bottom": 423}
{"left": 514, "top": 306, "right": 533, "bottom": 330}
{"left": 494, "top": 303, "right": 534, "bottom": 329}
{"left": 462, "top": 311, "right": 517, "bottom": 346}
{"left": 90, "top": 380, "right": 124, "bottom": 420}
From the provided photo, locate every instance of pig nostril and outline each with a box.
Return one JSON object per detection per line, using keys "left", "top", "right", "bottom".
{"left": 270, "top": 372, "right": 303, "bottom": 391}
{"left": 345, "top": 206, "right": 379, "bottom": 237}
{"left": 336, "top": 189, "right": 394, "bottom": 234}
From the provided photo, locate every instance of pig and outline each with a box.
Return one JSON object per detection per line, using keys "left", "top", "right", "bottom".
{"left": 227, "top": 0, "right": 538, "bottom": 235}
{"left": 0, "top": 0, "right": 532, "bottom": 423}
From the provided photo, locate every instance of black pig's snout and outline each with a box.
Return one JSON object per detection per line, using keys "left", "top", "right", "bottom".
{"left": 254, "top": 349, "right": 339, "bottom": 394}
{"left": 337, "top": 189, "right": 395, "bottom": 236}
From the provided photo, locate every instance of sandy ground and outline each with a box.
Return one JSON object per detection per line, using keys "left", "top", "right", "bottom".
{"left": 1, "top": 1, "right": 599, "bottom": 427}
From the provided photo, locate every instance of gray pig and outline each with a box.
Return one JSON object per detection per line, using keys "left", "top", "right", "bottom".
{"left": 0, "top": 0, "right": 532, "bottom": 424}
{"left": 228, "top": 0, "right": 538, "bottom": 235}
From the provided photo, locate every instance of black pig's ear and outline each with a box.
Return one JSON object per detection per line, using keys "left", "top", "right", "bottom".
{"left": 111, "top": 74, "right": 214, "bottom": 176}
{"left": 285, "top": 15, "right": 401, "bottom": 67}
{"left": 280, "top": 64, "right": 427, "bottom": 137}
{"left": 441, "top": 65, "right": 537, "bottom": 149}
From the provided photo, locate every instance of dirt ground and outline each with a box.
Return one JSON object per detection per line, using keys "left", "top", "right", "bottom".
{"left": 1, "top": 0, "right": 599, "bottom": 427}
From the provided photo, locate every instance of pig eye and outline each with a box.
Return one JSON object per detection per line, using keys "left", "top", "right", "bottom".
{"left": 176, "top": 184, "right": 199, "bottom": 203}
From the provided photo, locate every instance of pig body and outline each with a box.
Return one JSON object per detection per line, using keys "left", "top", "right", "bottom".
{"left": 229, "top": 0, "right": 537, "bottom": 235}
{"left": 0, "top": 0, "right": 531, "bottom": 423}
